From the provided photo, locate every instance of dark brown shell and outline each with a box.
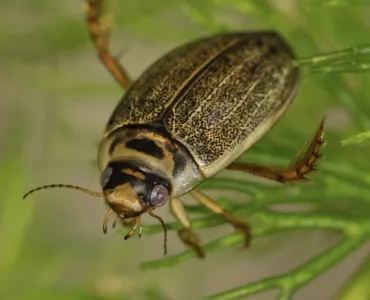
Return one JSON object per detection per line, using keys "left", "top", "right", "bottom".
{"left": 105, "top": 32, "right": 300, "bottom": 177}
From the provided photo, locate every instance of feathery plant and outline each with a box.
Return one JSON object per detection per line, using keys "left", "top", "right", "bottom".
{"left": 1, "top": 0, "right": 370, "bottom": 300}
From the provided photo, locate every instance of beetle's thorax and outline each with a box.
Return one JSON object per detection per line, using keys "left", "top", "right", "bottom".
{"left": 98, "top": 125, "right": 204, "bottom": 197}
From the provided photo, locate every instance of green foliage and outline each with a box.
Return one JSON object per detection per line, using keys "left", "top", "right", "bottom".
{"left": 2, "top": 0, "right": 370, "bottom": 300}
{"left": 295, "top": 44, "right": 370, "bottom": 73}
{"left": 341, "top": 130, "right": 370, "bottom": 146}
{"left": 307, "top": 0, "right": 370, "bottom": 6}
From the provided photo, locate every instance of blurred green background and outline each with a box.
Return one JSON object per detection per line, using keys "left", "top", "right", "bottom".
{"left": 2, "top": 0, "right": 370, "bottom": 299}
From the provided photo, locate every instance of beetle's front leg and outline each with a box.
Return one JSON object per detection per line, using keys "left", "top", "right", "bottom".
{"left": 190, "top": 190, "right": 251, "bottom": 247}
{"left": 85, "top": 0, "right": 132, "bottom": 90}
{"left": 227, "top": 118, "right": 325, "bottom": 183}
{"left": 170, "top": 198, "right": 205, "bottom": 258}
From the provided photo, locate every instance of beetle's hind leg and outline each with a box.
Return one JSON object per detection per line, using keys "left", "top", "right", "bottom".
{"left": 190, "top": 190, "right": 251, "bottom": 247}
{"left": 227, "top": 118, "right": 325, "bottom": 183}
{"left": 85, "top": 0, "right": 132, "bottom": 90}
{"left": 170, "top": 198, "right": 205, "bottom": 258}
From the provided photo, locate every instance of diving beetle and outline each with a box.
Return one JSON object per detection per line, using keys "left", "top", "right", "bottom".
{"left": 24, "top": 0, "right": 324, "bottom": 257}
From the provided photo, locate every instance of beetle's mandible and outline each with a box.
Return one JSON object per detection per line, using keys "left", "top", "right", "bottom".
{"left": 24, "top": 0, "right": 325, "bottom": 257}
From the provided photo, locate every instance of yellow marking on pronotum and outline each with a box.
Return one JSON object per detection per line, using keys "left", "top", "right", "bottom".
{"left": 121, "top": 168, "right": 145, "bottom": 180}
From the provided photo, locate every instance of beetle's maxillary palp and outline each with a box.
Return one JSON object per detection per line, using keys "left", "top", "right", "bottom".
{"left": 103, "top": 209, "right": 114, "bottom": 234}
{"left": 124, "top": 217, "right": 141, "bottom": 240}
{"left": 138, "top": 224, "right": 143, "bottom": 238}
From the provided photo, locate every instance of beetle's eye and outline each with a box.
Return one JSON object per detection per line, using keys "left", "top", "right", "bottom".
{"left": 149, "top": 185, "right": 169, "bottom": 207}
{"left": 101, "top": 166, "right": 113, "bottom": 188}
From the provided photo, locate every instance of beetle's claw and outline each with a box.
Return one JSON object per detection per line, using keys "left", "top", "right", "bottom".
{"left": 178, "top": 228, "right": 205, "bottom": 258}
{"left": 237, "top": 223, "right": 252, "bottom": 248}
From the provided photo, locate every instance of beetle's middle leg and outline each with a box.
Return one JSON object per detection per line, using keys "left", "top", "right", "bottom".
{"left": 170, "top": 198, "right": 205, "bottom": 258}
{"left": 190, "top": 190, "right": 251, "bottom": 247}
{"left": 227, "top": 118, "right": 325, "bottom": 183}
{"left": 85, "top": 0, "right": 132, "bottom": 90}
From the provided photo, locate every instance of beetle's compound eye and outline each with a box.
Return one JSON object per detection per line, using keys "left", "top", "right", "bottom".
{"left": 149, "top": 184, "right": 169, "bottom": 207}
{"left": 101, "top": 166, "right": 113, "bottom": 188}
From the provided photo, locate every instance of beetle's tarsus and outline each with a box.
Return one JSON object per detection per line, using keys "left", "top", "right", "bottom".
{"left": 227, "top": 118, "right": 325, "bottom": 183}
{"left": 231, "top": 220, "right": 252, "bottom": 248}
{"left": 170, "top": 198, "right": 205, "bottom": 258}
{"left": 243, "top": 230, "right": 252, "bottom": 248}
{"left": 178, "top": 228, "right": 205, "bottom": 258}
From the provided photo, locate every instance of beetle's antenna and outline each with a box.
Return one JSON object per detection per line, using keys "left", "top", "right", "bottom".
{"left": 23, "top": 184, "right": 103, "bottom": 199}
{"left": 148, "top": 211, "right": 167, "bottom": 255}
{"left": 103, "top": 209, "right": 114, "bottom": 234}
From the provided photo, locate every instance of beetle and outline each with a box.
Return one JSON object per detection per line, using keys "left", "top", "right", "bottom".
{"left": 24, "top": 0, "right": 324, "bottom": 257}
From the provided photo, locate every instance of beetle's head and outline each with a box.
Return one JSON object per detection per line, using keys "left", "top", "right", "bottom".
{"left": 101, "top": 161, "right": 170, "bottom": 218}
{"left": 22, "top": 161, "right": 170, "bottom": 254}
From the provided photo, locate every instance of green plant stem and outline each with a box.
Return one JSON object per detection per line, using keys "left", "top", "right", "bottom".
{"left": 308, "top": 64, "right": 370, "bottom": 73}
{"left": 140, "top": 212, "right": 368, "bottom": 270}
{"left": 140, "top": 226, "right": 275, "bottom": 270}
{"left": 336, "top": 255, "right": 370, "bottom": 300}
{"left": 295, "top": 44, "right": 370, "bottom": 67}
{"left": 199, "top": 177, "right": 265, "bottom": 196}
{"left": 139, "top": 216, "right": 225, "bottom": 235}
{"left": 180, "top": 1, "right": 228, "bottom": 32}
{"left": 203, "top": 237, "right": 366, "bottom": 300}
{"left": 254, "top": 211, "right": 361, "bottom": 235}
{"left": 340, "top": 130, "right": 370, "bottom": 146}
{"left": 308, "top": 0, "right": 370, "bottom": 6}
